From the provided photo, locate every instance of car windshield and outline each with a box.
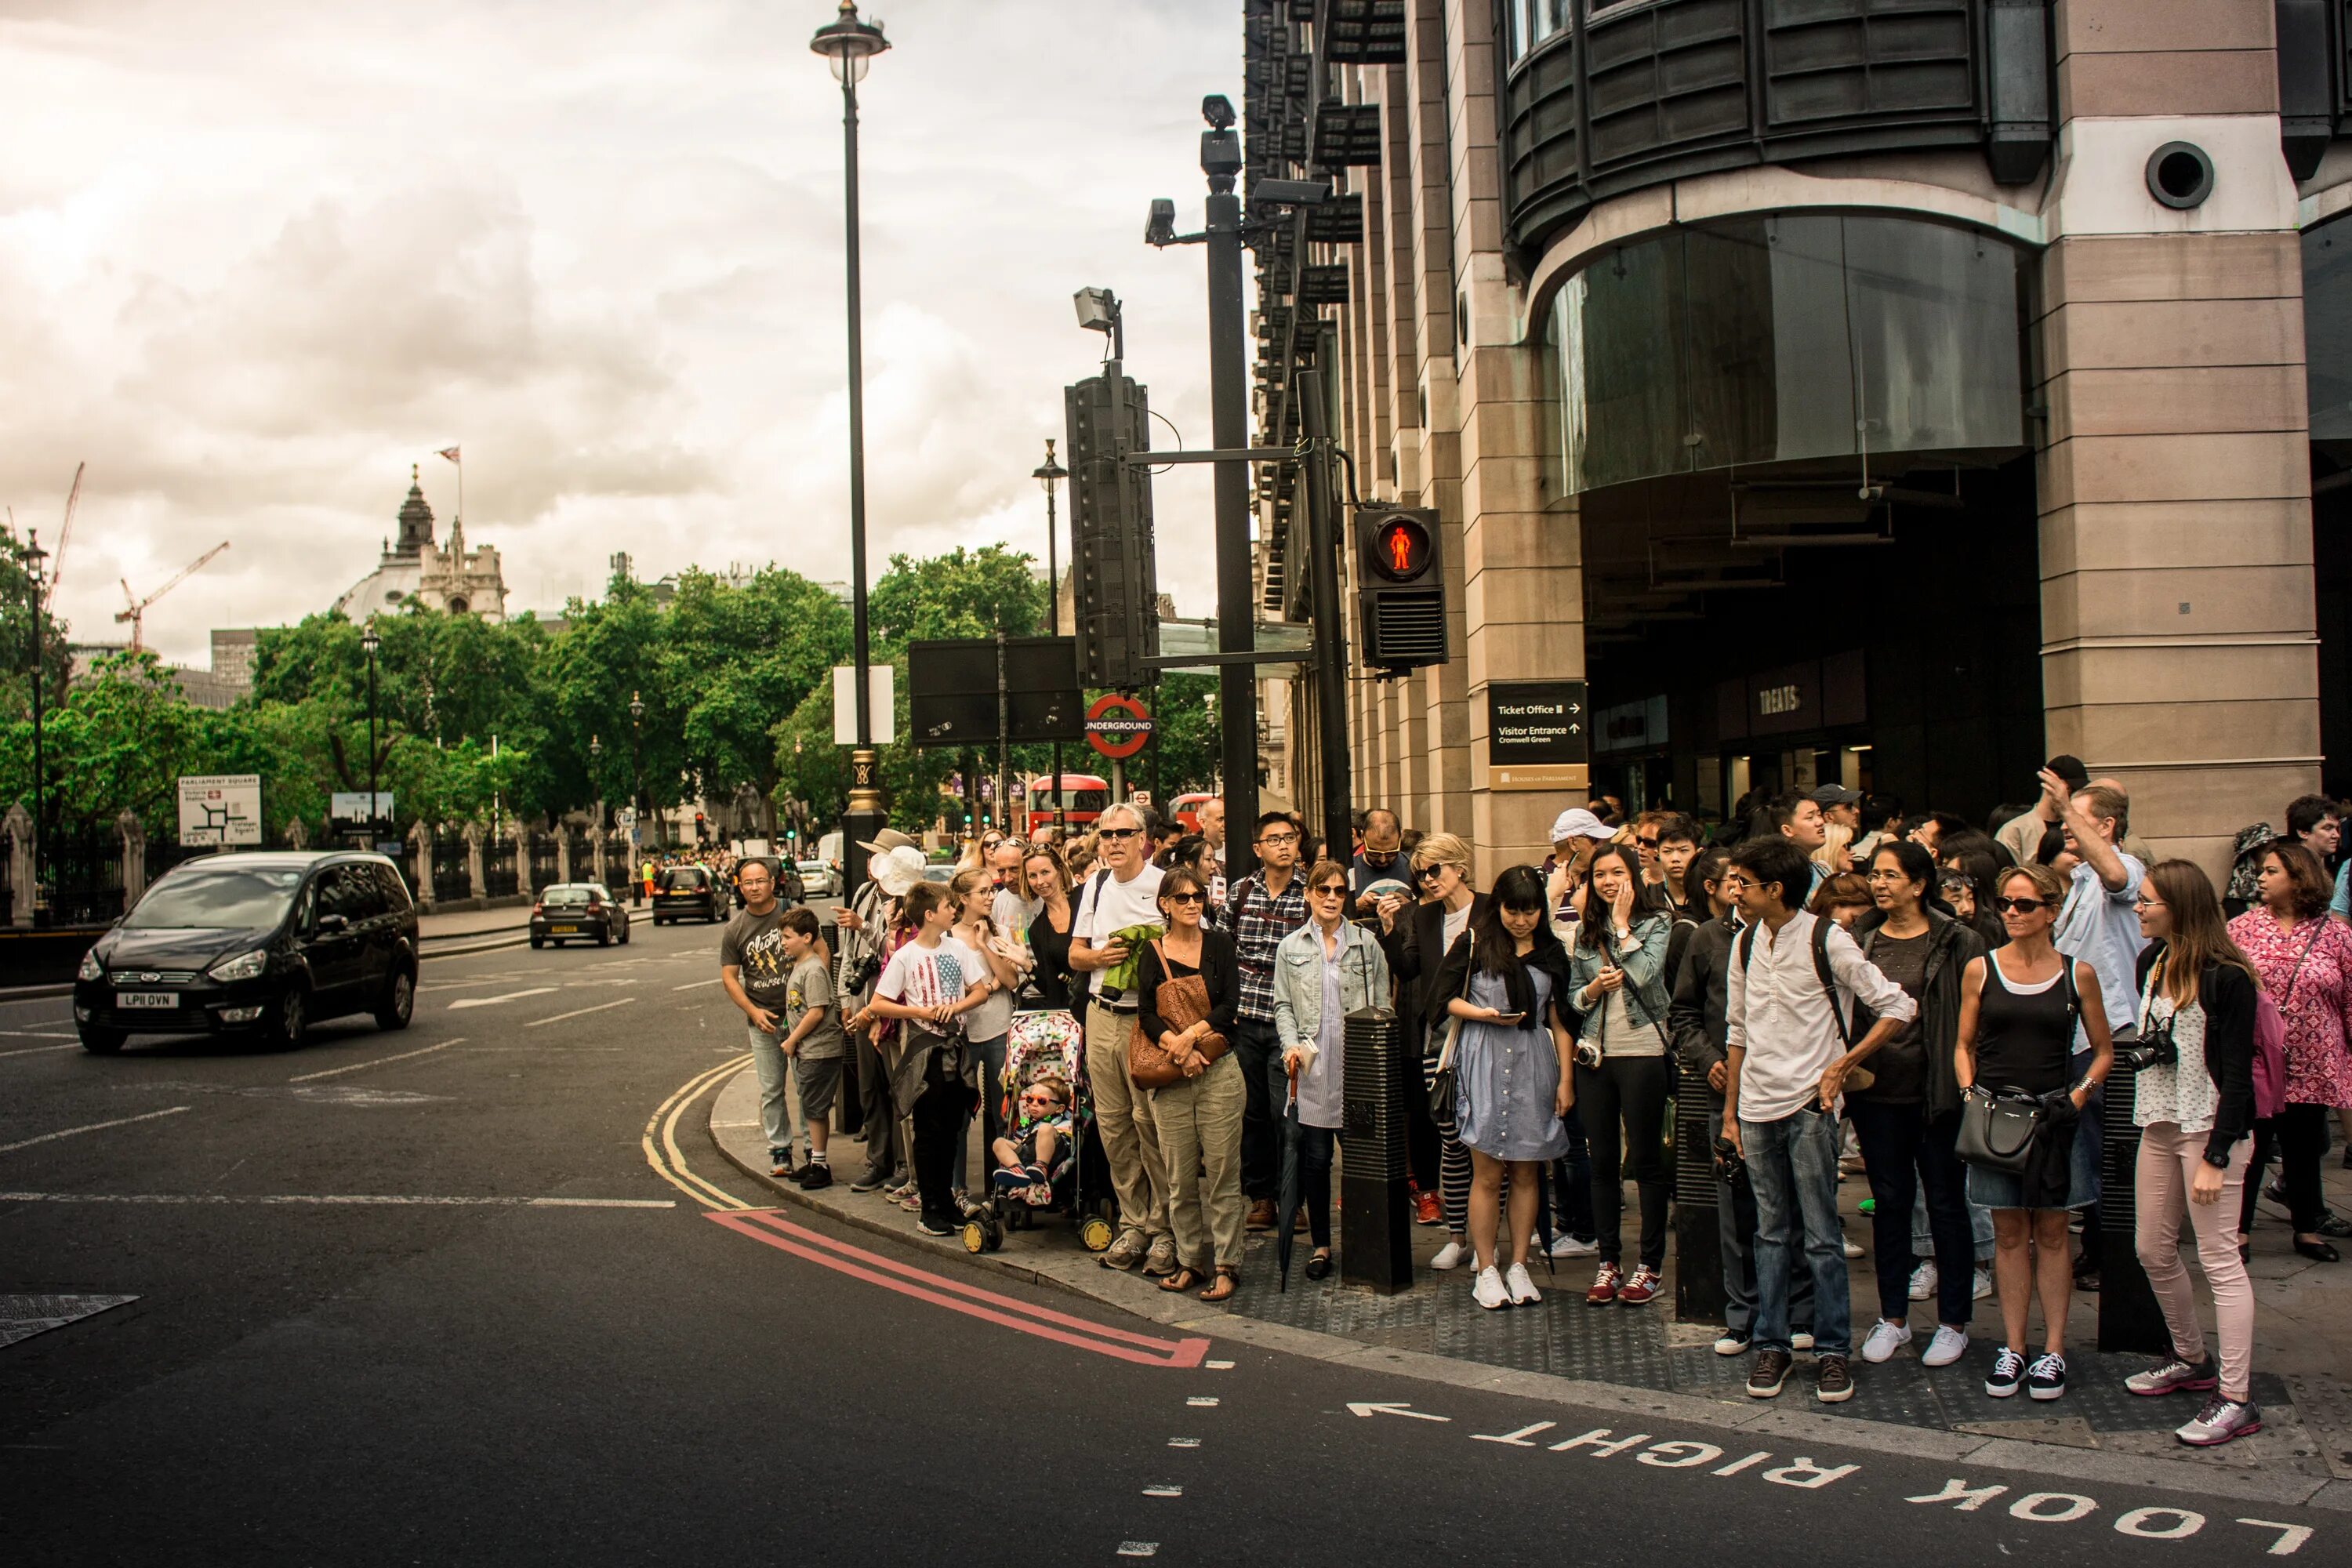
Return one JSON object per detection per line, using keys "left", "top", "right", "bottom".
{"left": 543, "top": 887, "right": 591, "bottom": 906}
{"left": 664, "top": 870, "right": 706, "bottom": 889}
{"left": 126, "top": 865, "right": 306, "bottom": 930}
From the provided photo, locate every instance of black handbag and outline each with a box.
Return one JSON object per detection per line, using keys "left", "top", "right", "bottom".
{"left": 1956, "top": 1084, "right": 2045, "bottom": 1174}
{"left": 1427, "top": 932, "right": 1475, "bottom": 1123}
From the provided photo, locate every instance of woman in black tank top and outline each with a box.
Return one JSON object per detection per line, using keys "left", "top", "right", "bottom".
{"left": 1953, "top": 865, "right": 2115, "bottom": 1404}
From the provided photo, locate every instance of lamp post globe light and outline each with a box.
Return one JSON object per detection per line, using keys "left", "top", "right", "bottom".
{"left": 811, "top": 0, "right": 889, "bottom": 897}
{"left": 1033, "top": 439, "right": 1068, "bottom": 838}
{"left": 361, "top": 622, "right": 382, "bottom": 844}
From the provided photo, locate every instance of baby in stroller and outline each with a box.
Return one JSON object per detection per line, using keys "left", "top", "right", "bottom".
{"left": 991, "top": 1075, "right": 1072, "bottom": 1201}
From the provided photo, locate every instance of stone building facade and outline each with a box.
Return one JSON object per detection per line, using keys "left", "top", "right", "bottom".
{"left": 334, "top": 466, "right": 510, "bottom": 622}
{"left": 1248, "top": 0, "right": 2352, "bottom": 880}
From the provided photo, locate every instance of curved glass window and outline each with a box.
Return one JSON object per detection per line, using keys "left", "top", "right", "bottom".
{"left": 1543, "top": 214, "right": 2027, "bottom": 495}
{"left": 1505, "top": 0, "right": 1573, "bottom": 64}
{"left": 2305, "top": 218, "right": 2352, "bottom": 453}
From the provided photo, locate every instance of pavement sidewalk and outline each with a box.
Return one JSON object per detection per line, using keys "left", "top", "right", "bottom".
{"left": 706, "top": 1062, "right": 2352, "bottom": 1510}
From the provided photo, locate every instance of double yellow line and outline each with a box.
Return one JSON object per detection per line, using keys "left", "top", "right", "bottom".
{"left": 642, "top": 1054, "right": 753, "bottom": 1210}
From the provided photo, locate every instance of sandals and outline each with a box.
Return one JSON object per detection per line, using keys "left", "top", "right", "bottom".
{"left": 1199, "top": 1268, "right": 1239, "bottom": 1303}
{"left": 1160, "top": 1266, "right": 1207, "bottom": 1294}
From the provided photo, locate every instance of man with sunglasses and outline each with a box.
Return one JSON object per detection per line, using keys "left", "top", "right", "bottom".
{"left": 1229, "top": 810, "right": 1309, "bottom": 1231}
{"left": 1069, "top": 802, "right": 1175, "bottom": 1274}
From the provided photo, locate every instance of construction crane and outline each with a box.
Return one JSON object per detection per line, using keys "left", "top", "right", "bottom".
{"left": 117, "top": 541, "right": 230, "bottom": 652}
{"left": 40, "top": 461, "right": 82, "bottom": 611}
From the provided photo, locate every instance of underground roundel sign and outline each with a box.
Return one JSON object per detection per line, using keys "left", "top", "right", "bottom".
{"left": 1086, "top": 693, "right": 1152, "bottom": 760}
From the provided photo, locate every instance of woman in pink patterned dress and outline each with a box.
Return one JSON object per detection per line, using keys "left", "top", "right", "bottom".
{"left": 2227, "top": 840, "right": 2352, "bottom": 1262}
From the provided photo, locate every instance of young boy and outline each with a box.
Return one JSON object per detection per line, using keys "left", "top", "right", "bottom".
{"left": 776, "top": 908, "right": 848, "bottom": 1189}
{"left": 991, "top": 1076, "right": 1073, "bottom": 1197}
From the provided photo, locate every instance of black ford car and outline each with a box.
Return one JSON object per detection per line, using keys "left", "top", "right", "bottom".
{"left": 74, "top": 851, "right": 419, "bottom": 1054}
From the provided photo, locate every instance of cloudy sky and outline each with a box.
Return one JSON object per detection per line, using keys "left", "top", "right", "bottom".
{"left": 0, "top": 0, "right": 1245, "bottom": 667}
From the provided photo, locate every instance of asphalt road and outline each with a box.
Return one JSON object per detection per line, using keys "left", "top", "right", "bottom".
{"left": 0, "top": 915, "right": 2334, "bottom": 1565}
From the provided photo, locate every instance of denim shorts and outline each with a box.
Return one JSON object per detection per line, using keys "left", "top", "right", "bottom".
{"left": 1964, "top": 1133, "right": 2097, "bottom": 1212}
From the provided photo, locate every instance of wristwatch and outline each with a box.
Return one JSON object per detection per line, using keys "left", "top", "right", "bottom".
{"left": 2201, "top": 1149, "right": 2230, "bottom": 1171}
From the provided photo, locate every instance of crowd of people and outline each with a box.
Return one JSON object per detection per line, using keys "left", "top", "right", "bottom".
{"left": 711, "top": 762, "right": 2352, "bottom": 1451}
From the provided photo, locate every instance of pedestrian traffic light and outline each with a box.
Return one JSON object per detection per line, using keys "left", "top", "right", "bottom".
{"left": 1065, "top": 370, "right": 1160, "bottom": 690}
{"left": 1354, "top": 506, "right": 1447, "bottom": 671}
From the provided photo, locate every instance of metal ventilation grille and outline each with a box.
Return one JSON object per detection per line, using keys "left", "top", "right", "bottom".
{"left": 1370, "top": 590, "right": 1445, "bottom": 661}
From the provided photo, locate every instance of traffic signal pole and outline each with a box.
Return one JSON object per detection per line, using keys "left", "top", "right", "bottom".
{"left": 1204, "top": 148, "right": 1259, "bottom": 880}
{"left": 1296, "top": 368, "right": 1352, "bottom": 860}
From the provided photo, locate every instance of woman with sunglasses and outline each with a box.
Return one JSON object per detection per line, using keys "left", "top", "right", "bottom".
{"left": 1388, "top": 833, "right": 1487, "bottom": 1265}
{"left": 2127, "top": 862, "right": 2264, "bottom": 1446}
{"left": 1431, "top": 866, "right": 1576, "bottom": 1309}
{"left": 1953, "top": 863, "right": 2114, "bottom": 1403}
{"left": 1272, "top": 861, "right": 1394, "bottom": 1280}
{"left": 1136, "top": 866, "right": 1245, "bottom": 1301}
{"left": 1563, "top": 843, "right": 1673, "bottom": 1306}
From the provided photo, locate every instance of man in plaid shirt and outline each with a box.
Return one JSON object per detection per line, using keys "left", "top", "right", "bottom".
{"left": 1229, "top": 809, "right": 1308, "bottom": 1230}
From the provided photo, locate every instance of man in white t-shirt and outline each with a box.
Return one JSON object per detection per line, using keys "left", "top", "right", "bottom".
{"left": 1069, "top": 801, "right": 1173, "bottom": 1274}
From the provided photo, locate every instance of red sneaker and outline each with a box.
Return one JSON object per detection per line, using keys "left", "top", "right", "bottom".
{"left": 1618, "top": 1264, "right": 1662, "bottom": 1306}
{"left": 1585, "top": 1263, "right": 1623, "bottom": 1305}
{"left": 1414, "top": 1190, "right": 1443, "bottom": 1226}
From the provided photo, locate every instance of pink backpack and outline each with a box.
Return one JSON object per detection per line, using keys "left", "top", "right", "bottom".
{"left": 2250, "top": 993, "right": 2288, "bottom": 1121}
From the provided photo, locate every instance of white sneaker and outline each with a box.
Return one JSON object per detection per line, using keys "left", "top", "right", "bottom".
{"left": 1548, "top": 1232, "right": 1597, "bottom": 1258}
{"left": 1504, "top": 1261, "right": 1541, "bottom": 1305}
{"left": 1842, "top": 1235, "right": 1864, "bottom": 1259}
{"left": 1791, "top": 1331, "right": 1816, "bottom": 1352}
{"left": 1860, "top": 1319, "right": 1912, "bottom": 1363}
{"left": 1473, "top": 1266, "right": 1510, "bottom": 1310}
{"left": 1907, "top": 1261, "right": 1938, "bottom": 1301}
{"left": 1922, "top": 1325, "right": 1969, "bottom": 1368}
{"left": 1431, "top": 1240, "right": 1472, "bottom": 1270}
{"left": 1972, "top": 1265, "right": 1993, "bottom": 1301}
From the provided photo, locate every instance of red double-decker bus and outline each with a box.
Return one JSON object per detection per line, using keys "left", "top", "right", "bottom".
{"left": 1024, "top": 772, "right": 1110, "bottom": 837}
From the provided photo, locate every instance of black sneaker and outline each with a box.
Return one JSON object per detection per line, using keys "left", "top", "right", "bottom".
{"left": 799, "top": 1162, "right": 833, "bottom": 1191}
{"left": 1746, "top": 1348, "right": 1792, "bottom": 1399}
{"left": 849, "top": 1167, "right": 888, "bottom": 1194}
{"left": 915, "top": 1217, "right": 955, "bottom": 1237}
{"left": 1986, "top": 1346, "right": 2025, "bottom": 1398}
{"left": 2026, "top": 1351, "right": 2067, "bottom": 1401}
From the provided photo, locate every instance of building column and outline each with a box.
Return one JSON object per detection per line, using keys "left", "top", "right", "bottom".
{"left": 118, "top": 809, "right": 146, "bottom": 906}
{"left": 2037, "top": 1, "right": 2319, "bottom": 877}
{"left": 6, "top": 802, "right": 34, "bottom": 926}
{"left": 465, "top": 823, "right": 485, "bottom": 904}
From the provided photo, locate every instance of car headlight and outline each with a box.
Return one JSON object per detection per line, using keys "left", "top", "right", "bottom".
{"left": 78, "top": 949, "right": 104, "bottom": 982}
{"left": 207, "top": 948, "right": 269, "bottom": 982}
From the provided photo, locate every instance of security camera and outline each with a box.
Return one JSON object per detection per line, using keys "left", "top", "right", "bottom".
{"left": 1202, "top": 94, "right": 1236, "bottom": 129}
{"left": 1073, "top": 286, "right": 1120, "bottom": 334}
{"left": 1145, "top": 198, "right": 1178, "bottom": 247}
{"left": 1250, "top": 177, "right": 1330, "bottom": 208}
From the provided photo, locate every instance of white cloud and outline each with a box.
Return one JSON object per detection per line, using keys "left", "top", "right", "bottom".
{"left": 0, "top": 0, "right": 1246, "bottom": 663}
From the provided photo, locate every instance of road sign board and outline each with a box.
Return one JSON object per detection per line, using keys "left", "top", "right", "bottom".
{"left": 331, "top": 791, "right": 394, "bottom": 822}
{"left": 1485, "top": 680, "right": 1588, "bottom": 792}
{"left": 1086, "top": 693, "right": 1152, "bottom": 761}
{"left": 178, "top": 774, "right": 262, "bottom": 847}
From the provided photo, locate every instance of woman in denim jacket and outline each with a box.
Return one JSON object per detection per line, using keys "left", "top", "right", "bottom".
{"left": 1561, "top": 843, "right": 1675, "bottom": 1305}
{"left": 1272, "top": 858, "right": 1395, "bottom": 1278}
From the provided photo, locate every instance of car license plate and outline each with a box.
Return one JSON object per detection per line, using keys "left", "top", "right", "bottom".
{"left": 118, "top": 991, "right": 178, "bottom": 1010}
{"left": 550, "top": 925, "right": 579, "bottom": 935}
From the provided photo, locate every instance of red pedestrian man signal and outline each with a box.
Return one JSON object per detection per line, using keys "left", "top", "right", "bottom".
{"left": 1370, "top": 516, "right": 1431, "bottom": 583}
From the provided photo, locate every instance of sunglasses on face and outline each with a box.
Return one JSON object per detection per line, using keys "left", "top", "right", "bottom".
{"left": 1310, "top": 884, "right": 1347, "bottom": 898}
{"left": 1098, "top": 827, "right": 1141, "bottom": 840}
{"left": 1635, "top": 837, "right": 1659, "bottom": 849}
{"left": 1164, "top": 891, "right": 1206, "bottom": 906}
{"left": 1994, "top": 896, "right": 2048, "bottom": 914}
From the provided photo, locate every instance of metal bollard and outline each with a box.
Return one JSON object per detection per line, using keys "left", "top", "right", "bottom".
{"left": 1340, "top": 1005, "right": 1414, "bottom": 1293}
{"left": 2095, "top": 1059, "right": 2169, "bottom": 1354}
{"left": 1671, "top": 1089, "right": 1726, "bottom": 1322}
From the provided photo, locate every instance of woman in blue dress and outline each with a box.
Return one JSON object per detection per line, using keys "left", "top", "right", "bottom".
{"left": 1430, "top": 865, "right": 1576, "bottom": 1310}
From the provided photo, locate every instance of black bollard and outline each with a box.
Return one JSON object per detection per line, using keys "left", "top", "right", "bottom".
{"left": 2095, "top": 1059, "right": 2169, "bottom": 1353}
{"left": 1671, "top": 1088, "right": 1726, "bottom": 1321}
{"left": 1341, "top": 1005, "right": 1414, "bottom": 1293}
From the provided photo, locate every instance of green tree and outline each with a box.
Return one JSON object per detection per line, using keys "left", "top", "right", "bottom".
{"left": 661, "top": 567, "right": 848, "bottom": 835}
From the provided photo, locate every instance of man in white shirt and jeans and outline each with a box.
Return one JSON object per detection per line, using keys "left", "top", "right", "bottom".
{"left": 1069, "top": 802, "right": 1174, "bottom": 1276}
{"left": 1722, "top": 837, "right": 1917, "bottom": 1406}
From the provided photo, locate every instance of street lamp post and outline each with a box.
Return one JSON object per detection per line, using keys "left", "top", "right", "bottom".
{"left": 811, "top": 0, "right": 890, "bottom": 898}
{"left": 589, "top": 733, "right": 604, "bottom": 884}
{"left": 361, "top": 623, "right": 381, "bottom": 846}
{"left": 1032, "top": 439, "right": 1069, "bottom": 840}
{"left": 23, "top": 532, "right": 49, "bottom": 927}
{"left": 628, "top": 689, "right": 646, "bottom": 903}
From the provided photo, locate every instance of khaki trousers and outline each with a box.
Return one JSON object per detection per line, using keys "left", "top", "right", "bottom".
{"left": 1085, "top": 1000, "right": 1169, "bottom": 1241}
{"left": 1153, "top": 1051, "right": 1247, "bottom": 1271}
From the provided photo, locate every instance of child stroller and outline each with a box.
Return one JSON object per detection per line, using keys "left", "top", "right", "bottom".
{"left": 960, "top": 1008, "right": 1115, "bottom": 1256}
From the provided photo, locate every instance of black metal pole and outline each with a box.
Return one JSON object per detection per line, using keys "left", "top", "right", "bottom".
{"left": 1041, "top": 447, "right": 1066, "bottom": 841}
{"left": 1298, "top": 368, "right": 1352, "bottom": 858}
{"left": 1206, "top": 153, "right": 1258, "bottom": 880}
{"left": 27, "top": 555, "right": 44, "bottom": 927}
{"left": 837, "top": 67, "right": 885, "bottom": 897}
{"left": 366, "top": 646, "right": 379, "bottom": 844}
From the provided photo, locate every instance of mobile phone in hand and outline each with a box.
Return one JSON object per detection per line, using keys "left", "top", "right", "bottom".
{"left": 1490, "top": 1011, "right": 1525, "bottom": 1025}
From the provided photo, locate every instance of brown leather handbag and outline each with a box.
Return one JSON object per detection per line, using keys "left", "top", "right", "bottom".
{"left": 1128, "top": 939, "right": 1229, "bottom": 1089}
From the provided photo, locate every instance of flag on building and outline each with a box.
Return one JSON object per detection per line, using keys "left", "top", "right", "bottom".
{"left": 437, "top": 446, "right": 461, "bottom": 463}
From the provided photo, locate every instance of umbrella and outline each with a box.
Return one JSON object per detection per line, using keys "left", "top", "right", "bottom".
{"left": 1276, "top": 1062, "right": 1303, "bottom": 1291}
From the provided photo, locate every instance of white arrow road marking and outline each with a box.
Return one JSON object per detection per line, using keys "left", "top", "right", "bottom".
{"left": 1347, "top": 1401, "right": 1450, "bottom": 1421}
{"left": 524, "top": 998, "right": 637, "bottom": 1029}
{"left": 0, "top": 1105, "right": 191, "bottom": 1156}
{"left": 447, "top": 988, "right": 557, "bottom": 1010}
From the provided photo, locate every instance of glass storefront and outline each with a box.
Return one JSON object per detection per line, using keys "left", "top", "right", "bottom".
{"left": 1544, "top": 213, "right": 2028, "bottom": 495}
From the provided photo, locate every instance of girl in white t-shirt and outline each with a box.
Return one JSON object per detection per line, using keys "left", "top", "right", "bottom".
{"left": 868, "top": 882, "right": 989, "bottom": 1235}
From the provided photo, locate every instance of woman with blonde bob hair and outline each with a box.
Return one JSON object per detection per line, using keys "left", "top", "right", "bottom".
{"left": 1383, "top": 832, "right": 1484, "bottom": 1262}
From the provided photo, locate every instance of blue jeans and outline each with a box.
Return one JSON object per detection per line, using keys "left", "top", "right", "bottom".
{"left": 952, "top": 1033, "right": 1007, "bottom": 1192}
{"left": 1740, "top": 1105, "right": 1852, "bottom": 1358}
{"left": 1297, "top": 1121, "right": 1341, "bottom": 1249}
{"left": 747, "top": 1022, "right": 804, "bottom": 1162}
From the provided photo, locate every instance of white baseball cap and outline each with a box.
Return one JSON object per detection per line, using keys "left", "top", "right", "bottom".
{"left": 1549, "top": 808, "right": 1614, "bottom": 844}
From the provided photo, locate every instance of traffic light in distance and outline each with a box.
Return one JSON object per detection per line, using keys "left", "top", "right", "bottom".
{"left": 1355, "top": 506, "right": 1447, "bottom": 671}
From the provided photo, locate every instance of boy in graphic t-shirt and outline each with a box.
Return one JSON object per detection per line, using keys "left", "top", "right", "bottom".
{"left": 777, "top": 907, "right": 848, "bottom": 1189}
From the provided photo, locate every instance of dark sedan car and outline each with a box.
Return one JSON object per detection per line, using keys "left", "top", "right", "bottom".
{"left": 74, "top": 851, "right": 419, "bottom": 1054}
{"left": 530, "top": 883, "right": 630, "bottom": 947}
{"left": 650, "top": 866, "right": 721, "bottom": 924}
